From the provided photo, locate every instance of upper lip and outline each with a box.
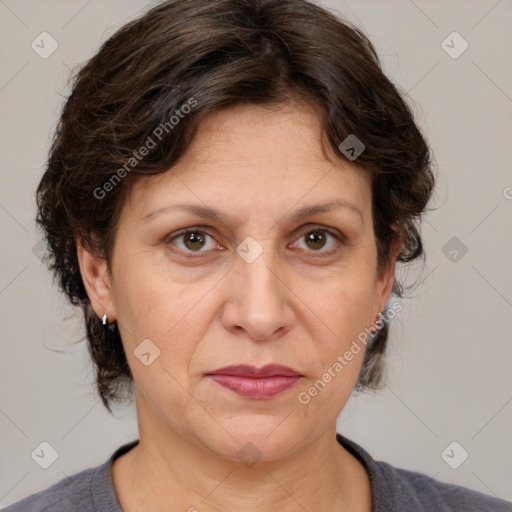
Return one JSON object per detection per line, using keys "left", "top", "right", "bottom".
{"left": 207, "top": 364, "right": 302, "bottom": 377}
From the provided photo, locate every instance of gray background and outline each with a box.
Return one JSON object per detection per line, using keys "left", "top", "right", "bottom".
{"left": 1, "top": 0, "right": 511, "bottom": 507}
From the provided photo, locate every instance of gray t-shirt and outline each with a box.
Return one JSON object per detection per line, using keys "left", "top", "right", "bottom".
{"left": 3, "top": 434, "right": 511, "bottom": 511}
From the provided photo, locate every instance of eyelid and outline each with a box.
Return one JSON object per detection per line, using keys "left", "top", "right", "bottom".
{"left": 294, "top": 224, "right": 346, "bottom": 242}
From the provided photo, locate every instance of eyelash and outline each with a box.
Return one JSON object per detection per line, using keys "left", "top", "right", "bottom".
{"left": 165, "top": 225, "right": 345, "bottom": 258}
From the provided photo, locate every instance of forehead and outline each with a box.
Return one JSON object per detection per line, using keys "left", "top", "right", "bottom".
{"left": 182, "top": 100, "right": 344, "bottom": 168}
{"left": 123, "top": 101, "right": 372, "bottom": 223}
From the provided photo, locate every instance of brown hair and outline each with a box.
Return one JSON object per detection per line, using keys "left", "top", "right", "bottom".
{"left": 36, "top": 0, "right": 436, "bottom": 412}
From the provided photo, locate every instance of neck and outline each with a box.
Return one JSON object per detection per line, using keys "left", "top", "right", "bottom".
{"left": 112, "top": 422, "right": 372, "bottom": 512}
{"left": 111, "top": 388, "right": 372, "bottom": 512}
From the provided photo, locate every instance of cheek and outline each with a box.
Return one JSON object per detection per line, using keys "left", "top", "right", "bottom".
{"left": 295, "top": 268, "right": 376, "bottom": 409}
{"left": 295, "top": 282, "right": 374, "bottom": 420}
{"left": 111, "top": 251, "right": 214, "bottom": 377}
{"left": 112, "top": 270, "right": 201, "bottom": 418}
{"left": 335, "top": 283, "right": 374, "bottom": 339}
{"left": 307, "top": 267, "right": 375, "bottom": 341}
{"left": 111, "top": 245, "right": 181, "bottom": 332}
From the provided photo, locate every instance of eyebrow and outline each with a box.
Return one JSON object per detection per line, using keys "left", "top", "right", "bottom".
{"left": 140, "top": 199, "right": 364, "bottom": 225}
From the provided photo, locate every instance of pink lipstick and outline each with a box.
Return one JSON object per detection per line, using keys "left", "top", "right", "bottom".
{"left": 207, "top": 364, "right": 302, "bottom": 399}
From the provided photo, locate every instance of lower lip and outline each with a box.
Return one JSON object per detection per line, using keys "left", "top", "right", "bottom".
{"left": 208, "top": 375, "right": 302, "bottom": 399}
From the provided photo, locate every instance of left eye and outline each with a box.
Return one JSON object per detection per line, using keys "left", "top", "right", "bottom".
{"left": 293, "top": 228, "right": 342, "bottom": 255}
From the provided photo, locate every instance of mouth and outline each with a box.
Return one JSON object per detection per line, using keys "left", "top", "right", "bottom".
{"left": 206, "top": 364, "right": 303, "bottom": 399}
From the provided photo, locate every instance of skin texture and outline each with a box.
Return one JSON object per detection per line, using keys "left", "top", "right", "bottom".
{"left": 77, "top": 100, "right": 399, "bottom": 512}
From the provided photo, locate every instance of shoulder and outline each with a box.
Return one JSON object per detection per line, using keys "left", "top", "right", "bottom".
{"left": 337, "top": 434, "right": 512, "bottom": 512}
{"left": 1, "top": 466, "right": 99, "bottom": 512}
{"left": 376, "top": 459, "right": 512, "bottom": 511}
{"left": 2, "top": 440, "right": 137, "bottom": 512}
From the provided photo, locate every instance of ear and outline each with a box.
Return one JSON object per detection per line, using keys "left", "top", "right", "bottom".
{"left": 372, "top": 231, "right": 401, "bottom": 321}
{"left": 76, "top": 239, "right": 116, "bottom": 321}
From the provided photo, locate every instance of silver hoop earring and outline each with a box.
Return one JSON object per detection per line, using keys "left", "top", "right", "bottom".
{"left": 102, "top": 313, "right": 108, "bottom": 326}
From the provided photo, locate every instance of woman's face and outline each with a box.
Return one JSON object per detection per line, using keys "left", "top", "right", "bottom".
{"left": 80, "top": 100, "right": 397, "bottom": 462}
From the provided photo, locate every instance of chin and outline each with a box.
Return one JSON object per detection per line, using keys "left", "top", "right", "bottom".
{"left": 197, "top": 415, "right": 307, "bottom": 464}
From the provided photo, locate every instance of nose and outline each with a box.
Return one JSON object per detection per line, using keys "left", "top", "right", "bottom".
{"left": 220, "top": 242, "right": 294, "bottom": 342}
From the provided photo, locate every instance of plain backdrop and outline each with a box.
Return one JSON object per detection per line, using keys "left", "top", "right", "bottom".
{"left": 1, "top": 0, "right": 511, "bottom": 507}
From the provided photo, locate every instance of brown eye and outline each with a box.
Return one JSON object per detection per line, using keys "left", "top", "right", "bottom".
{"left": 305, "top": 231, "right": 328, "bottom": 250}
{"left": 295, "top": 228, "right": 344, "bottom": 256}
{"left": 182, "top": 231, "right": 207, "bottom": 251}
{"left": 167, "top": 228, "right": 217, "bottom": 254}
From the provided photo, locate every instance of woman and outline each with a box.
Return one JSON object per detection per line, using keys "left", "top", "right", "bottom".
{"left": 5, "top": 0, "right": 511, "bottom": 510}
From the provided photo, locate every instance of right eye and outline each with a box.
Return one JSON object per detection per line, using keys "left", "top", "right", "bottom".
{"left": 165, "top": 228, "right": 221, "bottom": 256}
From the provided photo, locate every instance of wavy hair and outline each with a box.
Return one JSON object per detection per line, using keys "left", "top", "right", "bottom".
{"left": 36, "top": 0, "right": 436, "bottom": 412}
